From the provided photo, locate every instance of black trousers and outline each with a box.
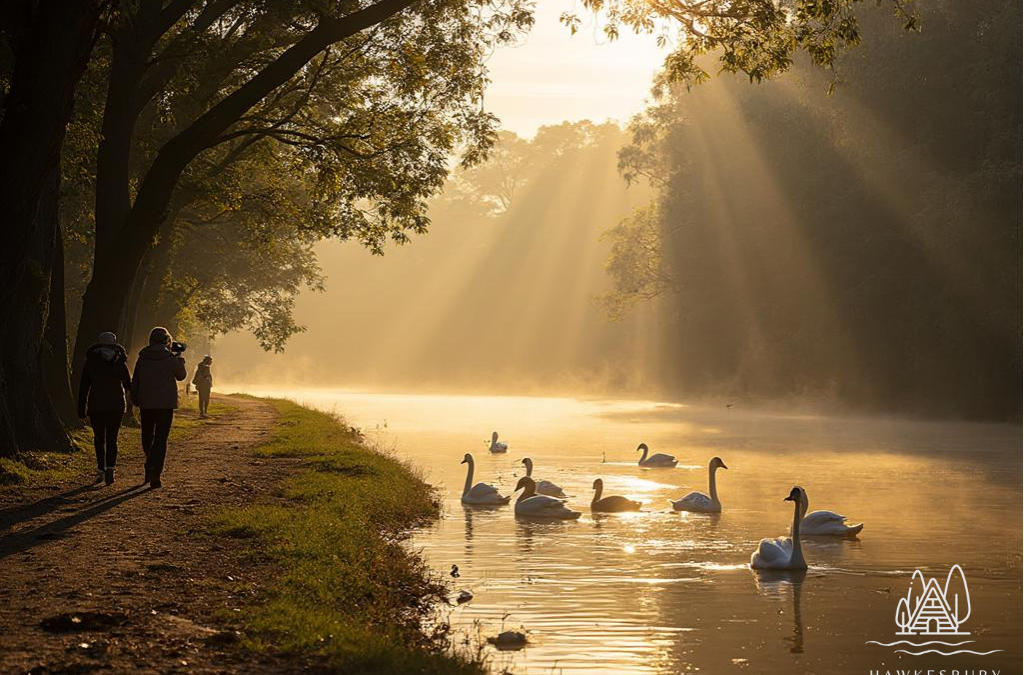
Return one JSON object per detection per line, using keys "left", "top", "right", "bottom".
{"left": 140, "top": 408, "right": 174, "bottom": 481}
{"left": 88, "top": 411, "right": 122, "bottom": 470}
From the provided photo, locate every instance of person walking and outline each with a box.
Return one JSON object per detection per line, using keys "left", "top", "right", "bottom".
{"left": 188, "top": 355, "right": 214, "bottom": 417}
{"left": 131, "top": 327, "right": 187, "bottom": 488}
{"left": 77, "top": 331, "right": 132, "bottom": 485}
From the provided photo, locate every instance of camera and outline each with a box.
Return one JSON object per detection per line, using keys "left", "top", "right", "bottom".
{"left": 170, "top": 341, "right": 187, "bottom": 355}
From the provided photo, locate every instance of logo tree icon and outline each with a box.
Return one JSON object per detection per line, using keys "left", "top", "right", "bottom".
{"left": 895, "top": 596, "right": 911, "bottom": 632}
{"left": 944, "top": 564, "right": 971, "bottom": 627}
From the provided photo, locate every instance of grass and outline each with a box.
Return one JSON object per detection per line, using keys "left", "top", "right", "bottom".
{"left": 0, "top": 395, "right": 234, "bottom": 489}
{"left": 213, "top": 398, "right": 485, "bottom": 675}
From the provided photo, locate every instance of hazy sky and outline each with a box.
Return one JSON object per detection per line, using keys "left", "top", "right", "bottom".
{"left": 483, "top": 4, "right": 666, "bottom": 137}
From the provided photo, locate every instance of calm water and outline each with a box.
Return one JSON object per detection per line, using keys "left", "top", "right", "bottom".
{"left": 230, "top": 387, "right": 1022, "bottom": 674}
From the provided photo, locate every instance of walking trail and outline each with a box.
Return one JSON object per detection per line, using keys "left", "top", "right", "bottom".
{"left": 0, "top": 395, "right": 311, "bottom": 675}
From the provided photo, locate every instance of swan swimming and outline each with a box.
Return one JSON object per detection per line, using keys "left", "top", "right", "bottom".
{"left": 637, "top": 442, "right": 677, "bottom": 468}
{"left": 459, "top": 453, "right": 510, "bottom": 505}
{"left": 521, "top": 457, "right": 566, "bottom": 497}
{"left": 671, "top": 456, "right": 727, "bottom": 512}
{"left": 750, "top": 486, "right": 809, "bottom": 570}
{"left": 488, "top": 431, "right": 508, "bottom": 453}
{"left": 796, "top": 510, "right": 864, "bottom": 536}
{"left": 590, "top": 478, "right": 642, "bottom": 513}
{"left": 514, "top": 477, "right": 581, "bottom": 519}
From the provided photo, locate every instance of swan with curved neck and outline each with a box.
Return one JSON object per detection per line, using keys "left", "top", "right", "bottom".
{"left": 489, "top": 431, "right": 508, "bottom": 453}
{"left": 637, "top": 442, "right": 677, "bottom": 468}
{"left": 514, "top": 476, "right": 581, "bottom": 519}
{"left": 671, "top": 457, "right": 727, "bottom": 512}
{"left": 521, "top": 458, "right": 566, "bottom": 497}
{"left": 460, "top": 453, "right": 510, "bottom": 505}
{"left": 750, "top": 486, "right": 808, "bottom": 570}
{"left": 591, "top": 478, "right": 642, "bottom": 513}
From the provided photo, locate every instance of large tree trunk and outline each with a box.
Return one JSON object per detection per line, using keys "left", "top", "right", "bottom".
{"left": 0, "top": 1, "right": 104, "bottom": 456}
{"left": 40, "top": 186, "right": 78, "bottom": 427}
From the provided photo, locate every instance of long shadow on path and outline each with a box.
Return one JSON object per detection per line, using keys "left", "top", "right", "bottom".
{"left": 0, "top": 483, "right": 150, "bottom": 560}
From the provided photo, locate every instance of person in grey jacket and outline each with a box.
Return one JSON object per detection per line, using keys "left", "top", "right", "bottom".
{"left": 131, "top": 327, "right": 187, "bottom": 488}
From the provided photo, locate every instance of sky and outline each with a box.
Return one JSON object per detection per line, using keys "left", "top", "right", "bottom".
{"left": 481, "top": 3, "right": 667, "bottom": 138}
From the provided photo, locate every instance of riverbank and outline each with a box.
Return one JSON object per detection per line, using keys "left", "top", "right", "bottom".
{"left": 0, "top": 394, "right": 480, "bottom": 675}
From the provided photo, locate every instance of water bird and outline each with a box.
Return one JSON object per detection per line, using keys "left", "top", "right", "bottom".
{"left": 455, "top": 589, "right": 473, "bottom": 604}
{"left": 488, "top": 431, "right": 508, "bottom": 453}
{"left": 795, "top": 510, "right": 864, "bottom": 537}
{"left": 520, "top": 457, "right": 566, "bottom": 497}
{"left": 750, "top": 486, "right": 809, "bottom": 570}
{"left": 459, "top": 454, "right": 511, "bottom": 505}
{"left": 450, "top": 564, "right": 460, "bottom": 578}
{"left": 514, "top": 477, "right": 581, "bottom": 519}
{"left": 590, "top": 478, "right": 642, "bottom": 513}
{"left": 637, "top": 442, "right": 677, "bottom": 468}
{"left": 671, "top": 456, "right": 728, "bottom": 512}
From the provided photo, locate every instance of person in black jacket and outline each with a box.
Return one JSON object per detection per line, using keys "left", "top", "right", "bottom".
{"left": 77, "top": 331, "right": 133, "bottom": 485}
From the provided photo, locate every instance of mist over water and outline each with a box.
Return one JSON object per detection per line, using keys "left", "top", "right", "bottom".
{"left": 226, "top": 386, "right": 1022, "bottom": 674}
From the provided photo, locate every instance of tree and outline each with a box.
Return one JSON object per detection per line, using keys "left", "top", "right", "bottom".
{"left": 599, "top": 0, "right": 1020, "bottom": 419}
{"left": 71, "top": 0, "right": 534, "bottom": 388}
{"left": 943, "top": 565, "right": 970, "bottom": 627}
{"left": 562, "top": 0, "right": 915, "bottom": 89}
{"left": 0, "top": 1, "right": 110, "bottom": 455}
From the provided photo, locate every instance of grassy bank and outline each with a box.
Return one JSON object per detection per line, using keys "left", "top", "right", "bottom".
{"left": 0, "top": 396, "right": 231, "bottom": 488}
{"left": 213, "top": 398, "right": 482, "bottom": 675}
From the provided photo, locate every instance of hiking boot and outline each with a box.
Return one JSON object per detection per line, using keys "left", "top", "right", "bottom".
{"left": 104, "top": 468, "right": 115, "bottom": 485}
{"left": 150, "top": 477, "right": 162, "bottom": 489}
{"left": 143, "top": 468, "right": 152, "bottom": 484}
{"left": 95, "top": 469, "right": 105, "bottom": 484}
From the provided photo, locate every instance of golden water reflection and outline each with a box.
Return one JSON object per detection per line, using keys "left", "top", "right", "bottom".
{"left": 229, "top": 387, "right": 1022, "bottom": 674}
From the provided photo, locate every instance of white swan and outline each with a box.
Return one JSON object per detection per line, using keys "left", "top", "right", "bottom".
{"left": 671, "top": 456, "right": 727, "bottom": 512}
{"left": 750, "top": 486, "right": 809, "bottom": 570}
{"left": 488, "top": 431, "right": 508, "bottom": 453}
{"left": 460, "top": 453, "right": 510, "bottom": 505}
{"left": 590, "top": 478, "right": 642, "bottom": 513}
{"left": 637, "top": 442, "right": 677, "bottom": 468}
{"left": 521, "top": 457, "right": 566, "bottom": 497}
{"left": 796, "top": 510, "right": 864, "bottom": 536}
{"left": 514, "top": 477, "right": 581, "bottom": 520}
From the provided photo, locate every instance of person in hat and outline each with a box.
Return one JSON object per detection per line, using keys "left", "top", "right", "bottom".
{"left": 77, "top": 331, "right": 133, "bottom": 485}
{"left": 188, "top": 355, "right": 214, "bottom": 417}
{"left": 131, "top": 326, "right": 187, "bottom": 488}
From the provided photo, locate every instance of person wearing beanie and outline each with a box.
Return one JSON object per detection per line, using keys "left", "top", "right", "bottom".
{"left": 130, "top": 326, "right": 187, "bottom": 488}
{"left": 188, "top": 355, "right": 214, "bottom": 417}
{"left": 77, "top": 331, "right": 132, "bottom": 485}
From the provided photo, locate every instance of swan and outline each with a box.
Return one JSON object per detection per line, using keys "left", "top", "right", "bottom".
{"left": 671, "top": 456, "right": 727, "bottom": 512}
{"left": 514, "top": 477, "right": 581, "bottom": 519}
{"left": 459, "top": 454, "right": 510, "bottom": 505}
{"left": 637, "top": 442, "right": 677, "bottom": 468}
{"left": 521, "top": 457, "right": 566, "bottom": 497}
{"left": 750, "top": 486, "right": 809, "bottom": 570}
{"left": 488, "top": 431, "right": 508, "bottom": 453}
{"left": 590, "top": 478, "right": 642, "bottom": 513}
{"left": 796, "top": 510, "right": 864, "bottom": 537}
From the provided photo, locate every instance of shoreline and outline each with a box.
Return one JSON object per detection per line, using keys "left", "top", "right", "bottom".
{"left": 0, "top": 394, "right": 481, "bottom": 675}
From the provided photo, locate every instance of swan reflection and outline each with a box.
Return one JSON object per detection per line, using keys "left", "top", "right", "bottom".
{"left": 754, "top": 569, "right": 807, "bottom": 654}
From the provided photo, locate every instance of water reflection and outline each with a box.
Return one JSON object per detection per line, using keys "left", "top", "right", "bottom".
{"left": 230, "top": 387, "right": 1022, "bottom": 675}
{"left": 753, "top": 570, "right": 806, "bottom": 654}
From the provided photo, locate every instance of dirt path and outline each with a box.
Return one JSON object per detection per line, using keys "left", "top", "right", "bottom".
{"left": 0, "top": 395, "right": 311, "bottom": 675}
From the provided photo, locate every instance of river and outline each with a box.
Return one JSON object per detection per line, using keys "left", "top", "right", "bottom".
{"left": 227, "top": 387, "right": 1022, "bottom": 674}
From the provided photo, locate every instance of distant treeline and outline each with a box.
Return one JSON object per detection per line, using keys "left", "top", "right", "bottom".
{"left": 607, "top": 0, "right": 1021, "bottom": 420}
